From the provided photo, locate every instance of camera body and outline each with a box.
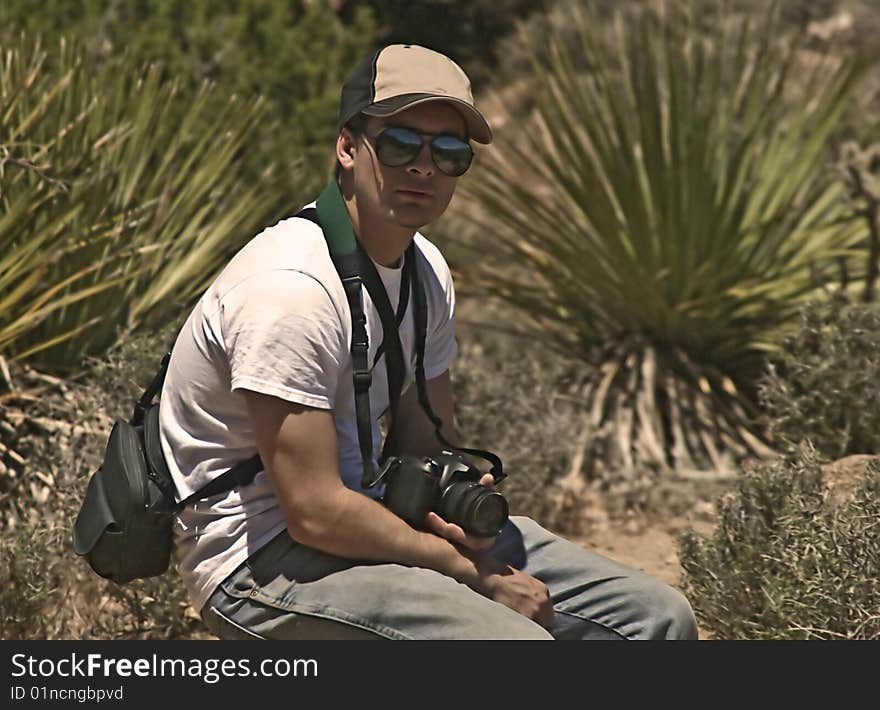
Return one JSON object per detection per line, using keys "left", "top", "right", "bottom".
{"left": 381, "top": 451, "right": 509, "bottom": 537}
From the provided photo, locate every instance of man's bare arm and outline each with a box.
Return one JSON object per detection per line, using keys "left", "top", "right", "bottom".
{"left": 393, "top": 369, "right": 457, "bottom": 458}
{"left": 242, "top": 389, "right": 552, "bottom": 627}
{"left": 393, "top": 369, "right": 487, "bottom": 471}
{"left": 390, "top": 369, "right": 496, "bottom": 549}
{"left": 244, "top": 389, "right": 454, "bottom": 564}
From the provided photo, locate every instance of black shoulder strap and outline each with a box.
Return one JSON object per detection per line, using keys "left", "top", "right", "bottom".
{"left": 313, "top": 181, "right": 504, "bottom": 484}
{"left": 131, "top": 352, "right": 171, "bottom": 427}
{"left": 310, "top": 196, "right": 437, "bottom": 485}
{"left": 173, "top": 455, "right": 264, "bottom": 514}
{"left": 314, "top": 183, "right": 414, "bottom": 488}
{"left": 298, "top": 204, "right": 379, "bottom": 486}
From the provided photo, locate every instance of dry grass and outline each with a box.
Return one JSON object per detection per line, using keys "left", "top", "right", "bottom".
{"left": 0, "top": 326, "right": 205, "bottom": 639}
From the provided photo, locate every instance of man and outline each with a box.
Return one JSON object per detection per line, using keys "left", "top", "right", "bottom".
{"left": 159, "top": 44, "right": 698, "bottom": 640}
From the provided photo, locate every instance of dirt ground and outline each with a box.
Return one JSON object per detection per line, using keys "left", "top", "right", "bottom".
{"left": 573, "top": 510, "right": 717, "bottom": 590}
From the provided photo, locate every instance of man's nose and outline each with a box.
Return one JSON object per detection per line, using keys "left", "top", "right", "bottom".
{"left": 406, "top": 141, "right": 434, "bottom": 176}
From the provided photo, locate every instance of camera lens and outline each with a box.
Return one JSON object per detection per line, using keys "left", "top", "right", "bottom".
{"left": 470, "top": 493, "right": 508, "bottom": 536}
{"left": 437, "top": 482, "right": 509, "bottom": 537}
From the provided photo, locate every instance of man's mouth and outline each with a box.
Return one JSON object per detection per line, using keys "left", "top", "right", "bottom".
{"left": 396, "top": 187, "right": 434, "bottom": 199}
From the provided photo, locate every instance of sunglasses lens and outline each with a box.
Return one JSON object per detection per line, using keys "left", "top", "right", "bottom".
{"left": 376, "top": 127, "right": 422, "bottom": 167}
{"left": 431, "top": 135, "right": 473, "bottom": 177}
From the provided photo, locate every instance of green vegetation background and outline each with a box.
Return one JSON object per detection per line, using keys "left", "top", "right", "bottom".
{"left": 2, "top": 0, "right": 880, "bottom": 639}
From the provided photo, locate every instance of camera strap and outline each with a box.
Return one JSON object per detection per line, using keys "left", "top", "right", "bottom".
{"left": 357, "top": 244, "right": 413, "bottom": 465}
{"left": 409, "top": 252, "right": 506, "bottom": 484}
{"left": 314, "top": 179, "right": 505, "bottom": 486}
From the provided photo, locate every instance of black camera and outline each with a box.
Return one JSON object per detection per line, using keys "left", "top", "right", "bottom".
{"left": 380, "top": 451, "right": 509, "bottom": 537}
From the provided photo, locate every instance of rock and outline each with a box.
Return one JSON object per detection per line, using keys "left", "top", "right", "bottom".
{"left": 807, "top": 12, "right": 854, "bottom": 42}
{"left": 821, "top": 455, "right": 880, "bottom": 507}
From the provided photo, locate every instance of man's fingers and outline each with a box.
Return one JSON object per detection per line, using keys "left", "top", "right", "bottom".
{"left": 424, "top": 511, "right": 451, "bottom": 537}
{"left": 425, "top": 512, "right": 465, "bottom": 543}
{"left": 538, "top": 601, "right": 555, "bottom": 629}
{"left": 424, "top": 512, "right": 496, "bottom": 551}
{"left": 463, "top": 535, "right": 495, "bottom": 552}
{"left": 479, "top": 473, "right": 495, "bottom": 489}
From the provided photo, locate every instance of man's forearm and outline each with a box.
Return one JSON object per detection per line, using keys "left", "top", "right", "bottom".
{"left": 286, "top": 483, "right": 498, "bottom": 593}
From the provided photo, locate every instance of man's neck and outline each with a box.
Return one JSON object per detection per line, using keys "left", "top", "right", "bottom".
{"left": 340, "top": 187, "right": 414, "bottom": 268}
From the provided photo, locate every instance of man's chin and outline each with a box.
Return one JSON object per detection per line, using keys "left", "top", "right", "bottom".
{"left": 390, "top": 207, "right": 433, "bottom": 230}
{"left": 397, "top": 218, "right": 430, "bottom": 230}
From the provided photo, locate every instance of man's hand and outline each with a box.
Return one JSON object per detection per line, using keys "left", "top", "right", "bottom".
{"left": 423, "top": 472, "right": 497, "bottom": 551}
{"left": 472, "top": 555, "right": 554, "bottom": 629}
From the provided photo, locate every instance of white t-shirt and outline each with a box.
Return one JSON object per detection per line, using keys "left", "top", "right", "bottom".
{"left": 159, "top": 206, "right": 457, "bottom": 612}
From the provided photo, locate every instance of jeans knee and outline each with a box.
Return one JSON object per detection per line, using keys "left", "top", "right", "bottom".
{"left": 648, "top": 584, "right": 699, "bottom": 640}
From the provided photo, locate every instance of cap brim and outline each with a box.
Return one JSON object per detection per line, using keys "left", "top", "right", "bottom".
{"left": 362, "top": 94, "right": 493, "bottom": 144}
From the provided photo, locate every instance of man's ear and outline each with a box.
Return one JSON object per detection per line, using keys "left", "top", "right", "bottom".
{"left": 336, "top": 129, "right": 357, "bottom": 171}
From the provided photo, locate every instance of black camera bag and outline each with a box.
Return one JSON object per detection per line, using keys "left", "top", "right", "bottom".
{"left": 72, "top": 353, "right": 262, "bottom": 584}
{"left": 72, "top": 404, "right": 175, "bottom": 583}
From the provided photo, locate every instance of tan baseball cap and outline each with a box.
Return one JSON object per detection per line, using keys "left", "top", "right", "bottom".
{"left": 338, "top": 44, "right": 493, "bottom": 144}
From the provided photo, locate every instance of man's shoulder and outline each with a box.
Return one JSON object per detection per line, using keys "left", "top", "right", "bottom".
{"left": 213, "top": 207, "right": 336, "bottom": 290}
{"left": 412, "top": 233, "right": 454, "bottom": 293}
{"left": 250, "top": 206, "right": 327, "bottom": 260}
{"left": 412, "top": 233, "right": 451, "bottom": 274}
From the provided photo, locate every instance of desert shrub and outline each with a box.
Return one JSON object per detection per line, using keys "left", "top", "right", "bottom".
{"left": 0, "top": 478, "right": 199, "bottom": 640}
{"left": 759, "top": 298, "right": 880, "bottom": 459}
{"left": 333, "top": 0, "right": 543, "bottom": 89}
{"left": 0, "top": 324, "right": 204, "bottom": 639}
{"left": 679, "top": 445, "right": 880, "bottom": 639}
{"left": 1, "top": 513, "right": 71, "bottom": 639}
{"left": 450, "top": 326, "right": 603, "bottom": 534}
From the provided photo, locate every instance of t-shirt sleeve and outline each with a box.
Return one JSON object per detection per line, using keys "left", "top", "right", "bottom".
{"left": 219, "top": 270, "right": 347, "bottom": 409}
{"left": 421, "top": 248, "right": 458, "bottom": 381}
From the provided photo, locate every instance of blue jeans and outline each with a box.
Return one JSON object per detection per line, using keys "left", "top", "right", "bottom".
{"left": 201, "top": 516, "right": 698, "bottom": 640}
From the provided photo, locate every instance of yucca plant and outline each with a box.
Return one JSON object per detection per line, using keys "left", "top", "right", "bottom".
{"left": 0, "top": 37, "right": 292, "bottom": 372}
{"left": 0, "top": 39, "right": 130, "bottom": 363}
{"left": 456, "top": 1, "right": 867, "bottom": 477}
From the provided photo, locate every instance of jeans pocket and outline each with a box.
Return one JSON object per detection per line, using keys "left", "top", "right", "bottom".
{"left": 244, "top": 530, "right": 300, "bottom": 585}
{"left": 218, "top": 559, "right": 259, "bottom": 599}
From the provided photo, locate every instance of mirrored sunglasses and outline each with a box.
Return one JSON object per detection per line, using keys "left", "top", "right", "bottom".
{"left": 374, "top": 126, "right": 473, "bottom": 177}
